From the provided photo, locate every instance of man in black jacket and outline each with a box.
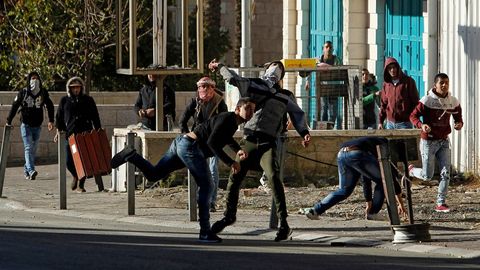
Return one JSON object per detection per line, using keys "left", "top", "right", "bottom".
{"left": 7, "top": 71, "right": 55, "bottom": 180}
{"left": 134, "top": 72, "right": 176, "bottom": 131}
{"left": 111, "top": 97, "right": 255, "bottom": 243}
{"left": 179, "top": 77, "right": 228, "bottom": 212}
{"left": 208, "top": 59, "right": 311, "bottom": 241}
{"left": 54, "top": 77, "right": 102, "bottom": 192}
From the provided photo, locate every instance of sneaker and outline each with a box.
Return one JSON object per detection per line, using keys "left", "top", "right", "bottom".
{"left": 198, "top": 231, "right": 222, "bottom": 243}
{"left": 211, "top": 216, "right": 236, "bottom": 234}
{"left": 111, "top": 146, "right": 136, "bottom": 169}
{"left": 304, "top": 207, "right": 320, "bottom": 220}
{"left": 274, "top": 226, "right": 293, "bottom": 242}
{"left": 435, "top": 204, "right": 450, "bottom": 213}
{"left": 366, "top": 212, "right": 387, "bottom": 221}
{"left": 24, "top": 172, "right": 30, "bottom": 180}
{"left": 29, "top": 170, "right": 38, "bottom": 180}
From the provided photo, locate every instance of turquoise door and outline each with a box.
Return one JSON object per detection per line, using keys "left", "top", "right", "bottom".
{"left": 308, "top": 0, "right": 343, "bottom": 125}
{"left": 385, "top": 0, "right": 425, "bottom": 97}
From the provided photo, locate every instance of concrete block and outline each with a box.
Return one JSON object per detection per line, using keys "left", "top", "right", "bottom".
{"left": 347, "top": 44, "right": 367, "bottom": 58}
{"left": 349, "top": 0, "right": 367, "bottom": 13}
{"left": 100, "top": 110, "right": 117, "bottom": 126}
{"left": 349, "top": 13, "right": 368, "bottom": 28}
{"left": 367, "top": 28, "right": 378, "bottom": 44}
{"left": 348, "top": 30, "right": 368, "bottom": 44}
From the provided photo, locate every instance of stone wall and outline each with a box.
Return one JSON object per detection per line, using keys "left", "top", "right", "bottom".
{"left": 113, "top": 128, "right": 421, "bottom": 185}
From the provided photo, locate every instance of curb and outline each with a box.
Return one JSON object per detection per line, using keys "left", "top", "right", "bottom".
{"left": 2, "top": 197, "right": 480, "bottom": 258}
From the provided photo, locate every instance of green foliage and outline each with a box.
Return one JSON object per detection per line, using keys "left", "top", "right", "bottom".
{"left": 0, "top": 0, "right": 231, "bottom": 92}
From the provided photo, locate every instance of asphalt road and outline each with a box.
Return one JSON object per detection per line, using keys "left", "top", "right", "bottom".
{"left": 1, "top": 203, "right": 479, "bottom": 270}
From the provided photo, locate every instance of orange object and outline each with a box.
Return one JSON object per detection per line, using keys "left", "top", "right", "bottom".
{"left": 96, "top": 129, "right": 112, "bottom": 174}
{"left": 68, "top": 134, "right": 93, "bottom": 179}
{"left": 89, "top": 130, "right": 110, "bottom": 175}
{"left": 68, "top": 129, "right": 112, "bottom": 179}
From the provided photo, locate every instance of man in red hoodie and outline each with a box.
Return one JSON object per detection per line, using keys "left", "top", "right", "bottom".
{"left": 378, "top": 57, "right": 419, "bottom": 129}
{"left": 409, "top": 73, "right": 463, "bottom": 213}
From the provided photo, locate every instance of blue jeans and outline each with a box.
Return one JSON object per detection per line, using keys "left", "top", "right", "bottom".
{"left": 20, "top": 123, "right": 41, "bottom": 175}
{"left": 410, "top": 138, "right": 451, "bottom": 205}
{"left": 129, "top": 135, "right": 213, "bottom": 232}
{"left": 321, "top": 97, "right": 341, "bottom": 129}
{"left": 385, "top": 120, "right": 413, "bottom": 129}
{"left": 313, "top": 149, "right": 385, "bottom": 215}
{"left": 209, "top": 156, "right": 220, "bottom": 206}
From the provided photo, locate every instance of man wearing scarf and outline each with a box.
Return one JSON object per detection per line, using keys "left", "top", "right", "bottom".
{"left": 7, "top": 71, "right": 55, "bottom": 180}
{"left": 179, "top": 77, "right": 228, "bottom": 212}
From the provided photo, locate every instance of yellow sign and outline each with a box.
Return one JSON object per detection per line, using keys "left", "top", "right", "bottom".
{"left": 281, "top": 58, "right": 317, "bottom": 69}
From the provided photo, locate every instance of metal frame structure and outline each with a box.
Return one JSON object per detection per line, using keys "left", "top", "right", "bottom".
{"left": 115, "top": 0, "right": 204, "bottom": 75}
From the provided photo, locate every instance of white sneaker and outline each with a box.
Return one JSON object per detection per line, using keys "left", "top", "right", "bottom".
{"left": 304, "top": 208, "right": 320, "bottom": 220}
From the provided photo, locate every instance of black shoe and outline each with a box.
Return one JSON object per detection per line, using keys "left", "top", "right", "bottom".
{"left": 274, "top": 226, "right": 292, "bottom": 242}
{"left": 29, "top": 170, "right": 38, "bottom": 180}
{"left": 24, "top": 172, "right": 30, "bottom": 180}
{"left": 111, "top": 146, "right": 136, "bottom": 169}
{"left": 211, "top": 216, "right": 236, "bottom": 234}
{"left": 198, "top": 231, "right": 222, "bottom": 243}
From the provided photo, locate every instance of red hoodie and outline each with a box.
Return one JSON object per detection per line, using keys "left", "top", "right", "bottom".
{"left": 410, "top": 88, "right": 463, "bottom": 140}
{"left": 378, "top": 57, "right": 420, "bottom": 124}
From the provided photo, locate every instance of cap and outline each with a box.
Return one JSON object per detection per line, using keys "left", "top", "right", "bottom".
{"left": 69, "top": 80, "right": 83, "bottom": 87}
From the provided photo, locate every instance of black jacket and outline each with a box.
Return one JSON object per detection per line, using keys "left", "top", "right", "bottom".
{"left": 179, "top": 90, "right": 228, "bottom": 133}
{"left": 55, "top": 77, "right": 101, "bottom": 137}
{"left": 7, "top": 72, "right": 54, "bottom": 127}
{"left": 134, "top": 82, "right": 176, "bottom": 130}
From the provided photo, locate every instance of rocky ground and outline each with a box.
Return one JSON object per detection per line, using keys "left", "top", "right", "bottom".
{"left": 141, "top": 176, "right": 480, "bottom": 230}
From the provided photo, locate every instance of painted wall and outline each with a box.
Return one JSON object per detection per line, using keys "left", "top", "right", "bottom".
{"left": 439, "top": 0, "right": 480, "bottom": 173}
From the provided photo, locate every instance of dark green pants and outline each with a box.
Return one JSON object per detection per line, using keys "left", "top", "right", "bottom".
{"left": 224, "top": 139, "right": 288, "bottom": 222}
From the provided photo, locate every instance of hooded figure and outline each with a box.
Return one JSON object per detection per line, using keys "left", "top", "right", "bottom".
{"left": 55, "top": 76, "right": 101, "bottom": 192}
{"left": 208, "top": 58, "right": 310, "bottom": 242}
{"left": 378, "top": 57, "right": 419, "bottom": 129}
{"left": 6, "top": 71, "right": 55, "bottom": 180}
{"left": 134, "top": 73, "right": 176, "bottom": 130}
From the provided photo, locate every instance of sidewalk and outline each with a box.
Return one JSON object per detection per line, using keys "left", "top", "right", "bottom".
{"left": 1, "top": 164, "right": 480, "bottom": 259}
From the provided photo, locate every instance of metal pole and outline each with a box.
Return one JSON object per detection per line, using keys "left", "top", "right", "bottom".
{"left": 155, "top": 75, "right": 166, "bottom": 131}
{"left": 126, "top": 132, "right": 136, "bottom": 215}
{"left": 58, "top": 131, "right": 67, "bottom": 209}
{"left": 240, "top": 0, "right": 252, "bottom": 76}
{"left": 400, "top": 142, "right": 415, "bottom": 224}
{"left": 377, "top": 144, "right": 400, "bottom": 226}
{"left": 0, "top": 125, "right": 13, "bottom": 197}
{"left": 188, "top": 170, "right": 198, "bottom": 221}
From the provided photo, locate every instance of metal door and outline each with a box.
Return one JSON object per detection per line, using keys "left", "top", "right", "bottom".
{"left": 309, "top": 0, "right": 343, "bottom": 125}
{"left": 385, "top": 0, "right": 425, "bottom": 97}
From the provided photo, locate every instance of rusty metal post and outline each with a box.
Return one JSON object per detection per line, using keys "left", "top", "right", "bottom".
{"left": 377, "top": 144, "right": 400, "bottom": 225}
{"left": 399, "top": 141, "right": 415, "bottom": 224}
{"left": 188, "top": 170, "right": 198, "bottom": 221}
{"left": 0, "top": 125, "right": 13, "bottom": 197}
{"left": 126, "top": 132, "right": 136, "bottom": 215}
{"left": 58, "top": 131, "right": 67, "bottom": 209}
